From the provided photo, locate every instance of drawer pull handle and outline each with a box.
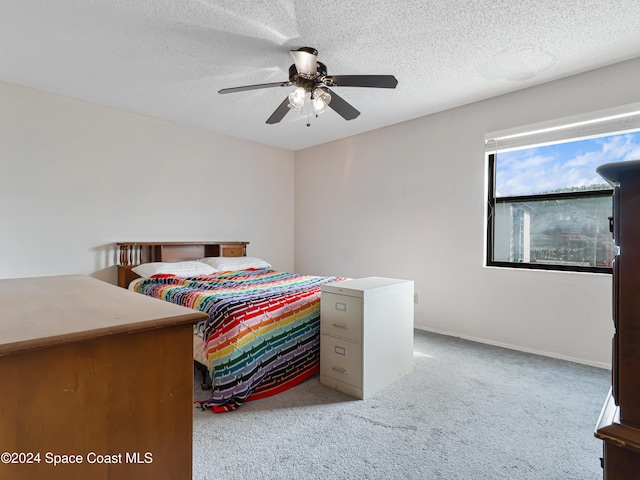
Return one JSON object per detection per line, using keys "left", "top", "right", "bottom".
{"left": 332, "top": 366, "right": 347, "bottom": 374}
{"left": 332, "top": 323, "right": 347, "bottom": 329}
{"left": 335, "top": 302, "right": 347, "bottom": 311}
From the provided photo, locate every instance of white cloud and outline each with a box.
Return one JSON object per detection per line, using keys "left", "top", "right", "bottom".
{"left": 565, "top": 150, "right": 604, "bottom": 168}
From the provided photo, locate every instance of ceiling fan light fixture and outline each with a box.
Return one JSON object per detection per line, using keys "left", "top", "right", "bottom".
{"left": 287, "top": 87, "right": 306, "bottom": 112}
{"left": 311, "top": 88, "right": 331, "bottom": 115}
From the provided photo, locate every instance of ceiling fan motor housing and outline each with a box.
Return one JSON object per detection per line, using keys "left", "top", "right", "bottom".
{"left": 289, "top": 62, "right": 328, "bottom": 90}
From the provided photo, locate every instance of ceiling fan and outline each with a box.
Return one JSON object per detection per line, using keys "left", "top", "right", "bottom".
{"left": 218, "top": 47, "right": 398, "bottom": 125}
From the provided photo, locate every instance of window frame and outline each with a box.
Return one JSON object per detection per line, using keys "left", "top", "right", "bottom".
{"left": 486, "top": 153, "right": 614, "bottom": 274}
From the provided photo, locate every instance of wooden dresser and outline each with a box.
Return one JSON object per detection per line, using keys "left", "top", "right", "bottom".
{"left": 0, "top": 275, "right": 207, "bottom": 480}
{"left": 595, "top": 159, "right": 640, "bottom": 478}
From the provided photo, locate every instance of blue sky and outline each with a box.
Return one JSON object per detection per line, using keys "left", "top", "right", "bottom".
{"left": 496, "top": 131, "right": 640, "bottom": 197}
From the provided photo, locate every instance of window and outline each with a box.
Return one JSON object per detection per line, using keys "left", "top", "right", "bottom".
{"left": 486, "top": 128, "right": 640, "bottom": 273}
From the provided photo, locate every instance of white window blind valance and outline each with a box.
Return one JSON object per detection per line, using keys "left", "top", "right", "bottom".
{"left": 485, "top": 102, "right": 640, "bottom": 153}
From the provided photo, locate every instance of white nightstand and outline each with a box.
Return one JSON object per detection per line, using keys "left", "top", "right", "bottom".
{"left": 320, "top": 277, "right": 414, "bottom": 399}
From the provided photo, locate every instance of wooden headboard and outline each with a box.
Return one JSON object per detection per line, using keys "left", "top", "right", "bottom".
{"left": 116, "top": 241, "right": 249, "bottom": 288}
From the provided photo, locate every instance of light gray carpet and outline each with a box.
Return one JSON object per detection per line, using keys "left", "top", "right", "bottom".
{"left": 192, "top": 330, "right": 609, "bottom": 480}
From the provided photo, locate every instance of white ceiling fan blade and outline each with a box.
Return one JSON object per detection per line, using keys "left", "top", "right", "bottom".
{"left": 290, "top": 47, "right": 318, "bottom": 75}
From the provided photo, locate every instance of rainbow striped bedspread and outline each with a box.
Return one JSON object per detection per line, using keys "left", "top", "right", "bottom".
{"left": 133, "top": 269, "right": 342, "bottom": 412}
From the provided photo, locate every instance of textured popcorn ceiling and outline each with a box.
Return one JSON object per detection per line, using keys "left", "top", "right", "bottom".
{"left": 1, "top": 1, "right": 640, "bottom": 151}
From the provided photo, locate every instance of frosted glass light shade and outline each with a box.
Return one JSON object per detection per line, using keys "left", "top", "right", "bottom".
{"left": 287, "top": 87, "right": 306, "bottom": 112}
{"left": 311, "top": 88, "right": 331, "bottom": 115}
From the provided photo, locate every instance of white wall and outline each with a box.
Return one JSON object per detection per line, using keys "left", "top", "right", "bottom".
{"left": 0, "top": 82, "right": 295, "bottom": 284}
{"left": 294, "top": 57, "right": 640, "bottom": 368}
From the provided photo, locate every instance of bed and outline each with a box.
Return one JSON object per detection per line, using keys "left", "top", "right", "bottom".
{"left": 116, "top": 242, "right": 343, "bottom": 412}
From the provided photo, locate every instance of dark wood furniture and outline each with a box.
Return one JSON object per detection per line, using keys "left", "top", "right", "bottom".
{"left": 0, "top": 275, "right": 207, "bottom": 480}
{"left": 595, "top": 159, "right": 640, "bottom": 478}
{"left": 116, "top": 241, "right": 249, "bottom": 288}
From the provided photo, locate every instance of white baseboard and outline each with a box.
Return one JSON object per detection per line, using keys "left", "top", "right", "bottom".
{"left": 414, "top": 325, "right": 611, "bottom": 370}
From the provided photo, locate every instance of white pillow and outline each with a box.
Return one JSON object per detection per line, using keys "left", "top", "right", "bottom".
{"left": 131, "top": 261, "right": 217, "bottom": 278}
{"left": 199, "top": 256, "right": 272, "bottom": 272}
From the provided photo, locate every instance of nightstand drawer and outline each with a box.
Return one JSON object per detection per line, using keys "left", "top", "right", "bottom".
{"left": 320, "top": 336, "right": 362, "bottom": 388}
{"left": 219, "top": 244, "right": 244, "bottom": 257}
{"left": 321, "top": 292, "right": 362, "bottom": 341}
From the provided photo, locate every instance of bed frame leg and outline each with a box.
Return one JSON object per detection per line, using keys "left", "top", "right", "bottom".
{"left": 194, "top": 361, "right": 212, "bottom": 390}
